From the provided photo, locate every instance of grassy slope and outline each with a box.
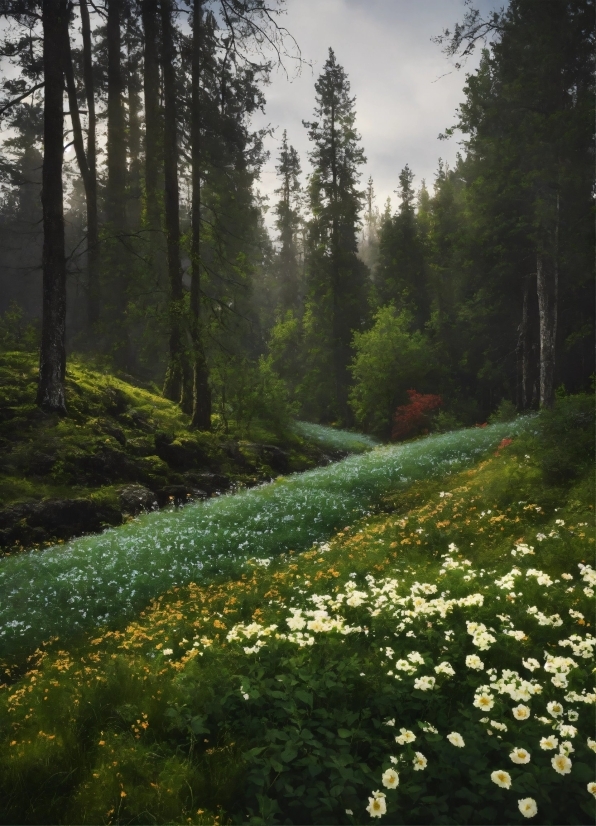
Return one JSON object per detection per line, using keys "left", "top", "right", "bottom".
{"left": 0, "top": 413, "right": 593, "bottom": 825}
{"left": 0, "top": 352, "right": 357, "bottom": 553}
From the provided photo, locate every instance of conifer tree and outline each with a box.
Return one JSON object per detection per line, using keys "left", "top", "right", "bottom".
{"left": 273, "top": 130, "right": 302, "bottom": 313}
{"left": 303, "top": 48, "right": 368, "bottom": 422}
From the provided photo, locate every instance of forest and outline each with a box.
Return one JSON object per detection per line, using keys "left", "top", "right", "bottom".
{"left": 0, "top": 1, "right": 594, "bottom": 824}
{"left": 0, "top": 0, "right": 592, "bottom": 436}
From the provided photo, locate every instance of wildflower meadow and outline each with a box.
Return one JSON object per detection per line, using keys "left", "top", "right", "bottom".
{"left": 0, "top": 406, "right": 594, "bottom": 825}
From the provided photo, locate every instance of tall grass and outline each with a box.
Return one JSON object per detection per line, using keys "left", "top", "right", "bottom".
{"left": 0, "top": 421, "right": 527, "bottom": 661}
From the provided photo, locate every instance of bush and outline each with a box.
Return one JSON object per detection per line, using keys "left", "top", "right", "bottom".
{"left": 392, "top": 389, "right": 443, "bottom": 441}
{"left": 532, "top": 394, "right": 594, "bottom": 485}
{"left": 349, "top": 305, "right": 435, "bottom": 438}
{"left": 488, "top": 399, "right": 518, "bottom": 424}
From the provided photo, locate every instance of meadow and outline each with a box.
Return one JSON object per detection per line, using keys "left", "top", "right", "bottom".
{"left": 0, "top": 398, "right": 594, "bottom": 825}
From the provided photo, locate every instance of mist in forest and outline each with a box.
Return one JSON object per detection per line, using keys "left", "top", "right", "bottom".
{"left": 0, "top": 0, "right": 593, "bottom": 435}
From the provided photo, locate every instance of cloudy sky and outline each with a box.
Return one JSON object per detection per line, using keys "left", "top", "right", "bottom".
{"left": 251, "top": 0, "right": 500, "bottom": 229}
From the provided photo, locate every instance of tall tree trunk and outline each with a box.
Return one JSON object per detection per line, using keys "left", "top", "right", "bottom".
{"left": 106, "top": 0, "right": 127, "bottom": 229}
{"left": 536, "top": 195, "right": 559, "bottom": 409}
{"left": 79, "top": 0, "right": 99, "bottom": 328}
{"left": 190, "top": 0, "right": 211, "bottom": 429}
{"left": 141, "top": 0, "right": 162, "bottom": 276}
{"left": 37, "top": 0, "right": 68, "bottom": 414}
{"left": 126, "top": 15, "right": 142, "bottom": 231}
{"left": 160, "top": 0, "right": 186, "bottom": 402}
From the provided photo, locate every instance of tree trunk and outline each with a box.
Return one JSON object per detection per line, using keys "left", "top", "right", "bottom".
{"left": 106, "top": 0, "right": 127, "bottom": 229}
{"left": 37, "top": 0, "right": 68, "bottom": 414}
{"left": 517, "top": 273, "right": 539, "bottom": 410}
{"left": 141, "top": 0, "right": 162, "bottom": 275}
{"left": 160, "top": 0, "right": 186, "bottom": 402}
{"left": 536, "top": 195, "right": 559, "bottom": 409}
{"left": 126, "top": 14, "right": 142, "bottom": 231}
{"left": 190, "top": 0, "right": 211, "bottom": 429}
{"left": 79, "top": 0, "right": 100, "bottom": 328}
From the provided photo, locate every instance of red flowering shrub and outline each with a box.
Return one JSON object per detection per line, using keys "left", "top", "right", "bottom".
{"left": 391, "top": 389, "right": 443, "bottom": 441}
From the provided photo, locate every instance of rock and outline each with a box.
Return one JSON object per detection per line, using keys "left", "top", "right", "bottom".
{"left": 0, "top": 498, "right": 122, "bottom": 549}
{"left": 246, "top": 443, "right": 290, "bottom": 473}
{"left": 183, "top": 471, "right": 230, "bottom": 493}
{"left": 154, "top": 433, "right": 211, "bottom": 471}
{"left": 118, "top": 485, "right": 158, "bottom": 516}
{"left": 96, "top": 418, "right": 126, "bottom": 446}
{"left": 76, "top": 446, "right": 141, "bottom": 485}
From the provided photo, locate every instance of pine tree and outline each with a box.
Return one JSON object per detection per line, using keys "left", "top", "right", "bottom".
{"left": 302, "top": 48, "right": 368, "bottom": 422}
{"left": 273, "top": 129, "right": 302, "bottom": 314}
{"left": 375, "top": 164, "right": 429, "bottom": 327}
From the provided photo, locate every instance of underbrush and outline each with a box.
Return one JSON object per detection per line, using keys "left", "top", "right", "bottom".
{"left": 0, "top": 411, "right": 593, "bottom": 825}
{"left": 0, "top": 420, "right": 521, "bottom": 663}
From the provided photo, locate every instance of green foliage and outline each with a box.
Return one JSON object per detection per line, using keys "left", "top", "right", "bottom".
{"left": 489, "top": 399, "right": 518, "bottom": 424}
{"left": 0, "top": 302, "right": 39, "bottom": 352}
{"left": 293, "top": 421, "right": 377, "bottom": 453}
{"left": 518, "top": 394, "right": 595, "bottom": 486}
{"left": 349, "top": 305, "right": 435, "bottom": 438}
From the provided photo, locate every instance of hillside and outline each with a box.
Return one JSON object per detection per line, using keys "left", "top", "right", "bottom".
{"left": 0, "top": 396, "right": 593, "bottom": 825}
{"left": 0, "top": 352, "right": 364, "bottom": 554}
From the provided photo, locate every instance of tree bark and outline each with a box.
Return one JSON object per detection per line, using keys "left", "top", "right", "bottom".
{"left": 160, "top": 0, "right": 186, "bottom": 402}
{"left": 190, "top": 0, "right": 211, "bottom": 429}
{"left": 141, "top": 0, "right": 162, "bottom": 273}
{"left": 79, "top": 0, "right": 100, "bottom": 328}
{"left": 536, "top": 195, "right": 559, "bottom": 409}
{"left": 126, "top": 13, "right": 142, "bottom": 231}
{"left": 106, "top": 0, "right": 127, "bottom": 229}
{"left": 37, "top": 0, "right": 68, "bottom": 414}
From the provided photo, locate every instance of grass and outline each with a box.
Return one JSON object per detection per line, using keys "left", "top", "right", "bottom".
{"left": 0, "top": 399, "right": 593, "bottom": 825}
{"left": 0, "top": 420, "right": 524, "bottom": 665}
{"left": 293, "top": 422, "right": 378, "bottom": 453}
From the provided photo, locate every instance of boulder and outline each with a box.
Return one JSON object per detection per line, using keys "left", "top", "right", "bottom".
{"left": 118, "top": 485, "right": 158, "bottom": 516}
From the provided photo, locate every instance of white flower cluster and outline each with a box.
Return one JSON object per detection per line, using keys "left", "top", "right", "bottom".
{"left": 467, "top": 621, "right": 497, "bottom": 651}
{"left": 511, "top": 543, "right": 535, "bottom": 558}
{"left": 526, "top": 605, "right": 563, "bottom": 627}
{"left": 495, "top": 568, "right": 522, "bottom": 590}
{"left": 558, "top": 633, "right": 595, "bottom": 659}
{"left": 543, "top": 653, "right": 578, "bottom": 688}
{"left": 525, "top": 569, "right": 553, "bottom": 587}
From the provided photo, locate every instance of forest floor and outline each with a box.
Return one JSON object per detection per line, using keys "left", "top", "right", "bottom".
{"left": 0, "top": 352, "right": 374, "bottom": 554}
{"left": 0, "top": 398, "right": 593, "bottom": 825}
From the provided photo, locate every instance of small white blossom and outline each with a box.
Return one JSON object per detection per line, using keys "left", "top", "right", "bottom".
{"left": 518, "top": 798, "right": 538, "bottom": 819}
{"left": 491, "top": 770, "right": 512, "bottom": 789}
{"left": 447, "top": 732, "right": 465, "bottom": 748}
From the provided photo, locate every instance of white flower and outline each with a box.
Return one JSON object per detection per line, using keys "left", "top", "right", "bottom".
{"left": 447, "top": 732, "right": 465, "bottom": 748}
{"left": 384, "top": 718, "right": 395, "bottom": 727}
{"left": 389, "top": 756, "right": 398, "bottom": 765}
{"left": 512, "top": 704, "right": 531, "bottom": 720}
{"left": 587, "top": 738, "right": 596, "bottom": 753}
{"left": 510, "top": 747, "right": 531, "bottom": 764}
{"left": 556, "top": 723, "right": 577, "bottom": 739}
{"left": 435, "top": 661, "right": 455, "bottom": 676}
{"left": 588, "top": 782, "right": 596, "bottom": 799}
{"left": 412, "top": 752, "right": 427, "bottom": 771}
{"left": 346, "top": 810, "right": 353, "bottom": 816}
{"left": 366, "top": 793, "right": 387, "bottom": 818}
{"left": 547, "top": 701, "right": 564, "bottom": 717}
{"left": 395, "top": 728, "right": 416, "bottom": 745}
{"left": 414, "top": 675, "right": 436, "bottom": 692}
{"left": 539, "top": 736, "right": 558, "bottom": 750}
{"left": 162, "top": 648, "right": 173, "bottom": 656}
{"left": 474, "top": 693, "right": 495, "bottom": 711}
{"left": 381, "top": 768, "right": 399, "bottom": 789}
{"left": 551, "top": 753, "right": 572, "bottom": 775}
{"left": 522, "top": 658, "right": 541, "bottom": 672}
{"left": 561, "top": 573, "right": 573, "bottom": 580}
{"left": 567, "top": 710, "right": 579, "bottom": 722}
{"left": 490, "top": 720, "right": 508, "bottom": 732}
{"left": 518, "top": 798, "right": 538, "bottom": 819}
{"left": 559, "top": 741, "right": 574, "bottom": 755}
{"left": 491, "top": 770, "right": 512, "bottom": 789}
{"left": 466, "top": 654, "right": 484, "bottom": 670}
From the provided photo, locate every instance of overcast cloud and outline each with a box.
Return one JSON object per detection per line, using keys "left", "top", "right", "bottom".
{"left": 252, "top": 0, "right": 500, "bottom": 230}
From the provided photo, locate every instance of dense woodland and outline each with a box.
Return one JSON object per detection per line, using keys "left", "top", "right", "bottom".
{"left": 0, "top": 0, "right": 593, "bottom": 439}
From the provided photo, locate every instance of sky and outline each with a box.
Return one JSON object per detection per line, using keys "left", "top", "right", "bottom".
{"left": 251, "top": 0, "right": 500, "bottom": 230}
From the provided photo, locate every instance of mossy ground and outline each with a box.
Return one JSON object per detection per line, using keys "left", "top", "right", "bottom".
{"left": 0, "top": 414, "right": 593, "bottom": 825}
{"left": 0, "top": 352, "right": 352, "bottom": 553}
